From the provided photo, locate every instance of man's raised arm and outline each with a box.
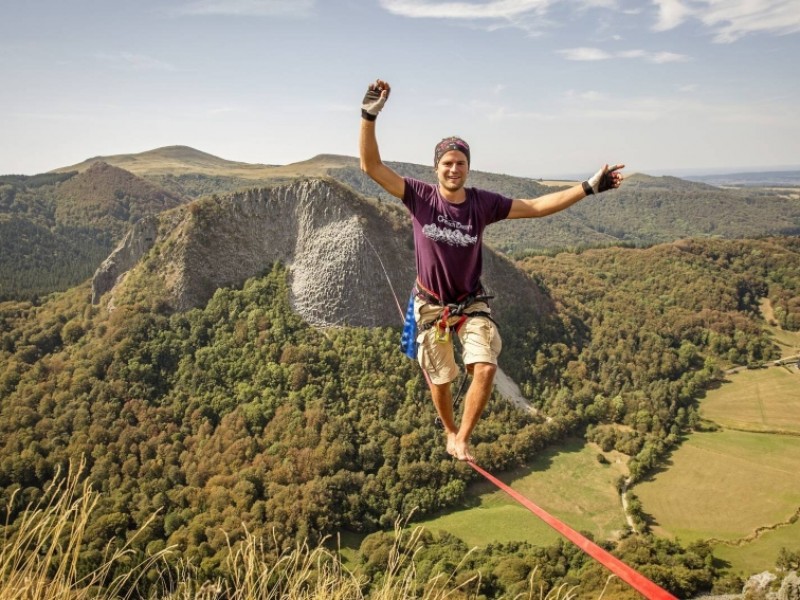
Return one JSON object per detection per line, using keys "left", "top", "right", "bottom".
{"left": 507, "top": 163, "right": 625, "bottom": 219}
{"left": 359, "top": 79, "right": 405, "bottom": 200}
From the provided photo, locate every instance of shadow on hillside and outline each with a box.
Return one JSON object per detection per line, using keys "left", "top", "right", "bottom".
{"left": 697, "top": 377, "right": 735, "bottom": 397}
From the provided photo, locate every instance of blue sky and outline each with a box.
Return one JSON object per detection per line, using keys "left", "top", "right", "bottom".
{"left": 1, "top": 0, "right": 799, "bottom": 178}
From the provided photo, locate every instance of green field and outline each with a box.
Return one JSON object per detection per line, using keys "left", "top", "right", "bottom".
{"left": 701, "top": 367, "right": 800, "bottom": 433}
{"left": 713, "top": 520, "right": 800, "bottom": 576}
{"left": 415, "top": 437, "right": 630, "bottom": 547}
{"left": 634, "top": 430, "right": 800, "bottom": 540}
{"left": 633, "top": 319, "right": 800, "bottom": 575}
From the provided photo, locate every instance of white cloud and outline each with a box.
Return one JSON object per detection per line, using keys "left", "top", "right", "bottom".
{"left": 559, "top": 46, "right": 690, "bottom": 62}
{"left": 379, "top": 0, "right": 800, "bottom": 43}
{"left": 651, "top": 0, "right": 693, "bottom": 31}
{"left": 651, "top": 50, "right": 690, "bottom": 62}
{"left": 577, "top": 0, "right": 619, "bottom": 7}
{"left": 558, "top": 46, "right": 612, "bottom": 60}
{"left": 174, "top": 0, "right": 315, "bottom": 17}
{"left": 651, "top": 0, "right": 800, "bottom": 42}
{"left": 378, "top": 0, "right": 551, "bottom": 19}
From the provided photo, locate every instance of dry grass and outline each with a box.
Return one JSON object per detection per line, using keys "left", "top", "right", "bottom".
{"left": 0, "top": 460, "right": 166, "bottom": 600}
{"left": 1, "top": 461, "right": 595, "bottom": 600}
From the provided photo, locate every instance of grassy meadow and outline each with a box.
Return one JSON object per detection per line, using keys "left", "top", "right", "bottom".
{"left": 700, "top": 367, "right": 800, "bottom": 433}
{"left": 634, "top": 430, "right": 800, "bottom": 541}
{"left": 413, "top": 437, "right": 630, "bottom": 548}
{"left": 634, "top": 327, "right": 800, "bottom": 575}
{"left": 713, "top": 520, "right": 800, "bottom": 576}
{"left": 770, "top": 326, "right": 800, "bottom": 359}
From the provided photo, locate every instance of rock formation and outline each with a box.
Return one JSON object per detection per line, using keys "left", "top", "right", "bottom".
{"left": 92, "top": 176, "right": 552, "bottom": 332}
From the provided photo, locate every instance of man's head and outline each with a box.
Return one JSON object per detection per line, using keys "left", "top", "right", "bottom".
{"left": 434, "top": 136, "right": 470, "bottom": 168}
{"left": 434, "top": 136, "right": 470, "bottom": 195}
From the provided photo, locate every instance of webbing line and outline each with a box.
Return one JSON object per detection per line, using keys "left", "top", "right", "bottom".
{"left": 467, "top": 461, "right": 679, "bottom": 600}
{"left": 362, "top": 233, "right": 405, "bottom": 321}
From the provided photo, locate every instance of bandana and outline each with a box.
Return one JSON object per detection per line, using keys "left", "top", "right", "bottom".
{"left": 434, "top": 136, "right": 470, "bottom": 167}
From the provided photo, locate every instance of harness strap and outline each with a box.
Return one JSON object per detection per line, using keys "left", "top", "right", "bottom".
{"left": 421, "top": 310, "right": 493, "bottom": 333}
{"left": 414, "top": 279, "right": 498, "bottom": 343}
{"left": 415, "top": 278, "right": 493, "bottom": 307}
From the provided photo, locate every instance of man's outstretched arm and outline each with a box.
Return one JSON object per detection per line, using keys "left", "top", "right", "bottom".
{"left": 507, "top": 163, "right": 624, "bottom": 219}
{"left": 359, "top": 79, "right": 405, "bottom": 200}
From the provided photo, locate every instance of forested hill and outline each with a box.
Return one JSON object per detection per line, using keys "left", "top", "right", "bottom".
{"left": 0, "top": 162, "right": 187, "bottom": 301}
{"left": 1, "top": 235, "right": 798, "bottom": 597}
{"left": 54, "top": 161, "right": 185, "bottom": 236}
{"left": 687, "top": 169, "right": 800, "bottom": 187}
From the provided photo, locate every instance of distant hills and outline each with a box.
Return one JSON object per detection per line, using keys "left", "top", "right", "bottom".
{"left": 686, "top": 169, "right": 800, "bottom": 187}
{"left": 2, "top": 145, "right": 799, "bottom": 300}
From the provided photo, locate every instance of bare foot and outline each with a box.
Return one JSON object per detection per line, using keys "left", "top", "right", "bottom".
{"left": 451, "top": 438, "right": 474, "bottom": 462}
{"left": 446, "top": 431, "right": 458, "bottom": 457}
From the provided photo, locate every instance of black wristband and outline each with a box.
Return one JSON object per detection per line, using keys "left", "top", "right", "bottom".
{"left": 361, "top": 109, "right": 377, "bottom": 122}
{"left": 582, "top": 180, "right": 594, "bottom": 196}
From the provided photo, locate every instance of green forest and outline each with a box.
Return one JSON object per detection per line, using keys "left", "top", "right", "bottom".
{"left": 0, "top": 163, "right": 185, "bottom": 301}
{"left": 2, "top": 232, "right": 798, "bottom": 598}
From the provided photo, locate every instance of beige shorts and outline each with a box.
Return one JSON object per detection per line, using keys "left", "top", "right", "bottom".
{"left": 415, "top": 298, "right": 502, "bottom": 385}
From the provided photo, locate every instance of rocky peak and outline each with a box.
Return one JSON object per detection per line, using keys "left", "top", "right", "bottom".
{"left": 92, "top": 177, "right": 551, "bottom": 330}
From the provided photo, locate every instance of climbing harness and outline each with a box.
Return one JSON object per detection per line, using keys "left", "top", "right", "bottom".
{"left": 415, "top": 279, "right": 497, "bottom": 343}
{"left": 468, "top": 460, "right": 679, "bottom": 600}
{"left": 412, "top": 280, "right": 497, "bottom": 428}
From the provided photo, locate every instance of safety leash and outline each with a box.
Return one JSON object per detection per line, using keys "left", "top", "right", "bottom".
{"left": 467, "top": 460, "right": 679, "bottom": 600}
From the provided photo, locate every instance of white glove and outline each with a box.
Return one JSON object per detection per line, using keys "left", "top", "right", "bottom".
{"left": 583, "top": 164, "right": 625, "bottom": 195}
{"left": 361, "top": 81, "right": 390, "bottom": 121}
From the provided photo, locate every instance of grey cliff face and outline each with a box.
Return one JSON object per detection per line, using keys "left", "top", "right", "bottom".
{"left": 92, "top": 177, "right": 550, "bottom": 331}
{"left": 91, "top": 215, "right": 159, "bottom": 305}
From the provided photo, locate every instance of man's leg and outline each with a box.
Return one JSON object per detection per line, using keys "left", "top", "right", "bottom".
{"left": 454, "top": 309, "right": 502, "bottom": 461}
{"left": 452, "top": 362, "right": 496, "bottom": 461}
{"left": 428, "top": 378, "right": 460, "bottom": 457}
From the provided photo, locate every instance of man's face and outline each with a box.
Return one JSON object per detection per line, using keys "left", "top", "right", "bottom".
{"left": 435, "top": 150, "right": 469, "bottom": 193}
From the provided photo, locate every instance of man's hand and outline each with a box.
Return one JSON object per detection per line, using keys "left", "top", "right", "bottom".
{"left": 582, "top": 164, "right": 625, "bottom": 195}
{"left": 361, "top": 79, "right": 391, "bottom": 121}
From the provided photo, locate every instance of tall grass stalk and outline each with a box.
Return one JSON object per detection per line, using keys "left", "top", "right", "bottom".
{"left": 0, "top": 460, "right": 167, "bottom": 600}
{"left": 1, "top": 462, "right": 594, "bottom": 599}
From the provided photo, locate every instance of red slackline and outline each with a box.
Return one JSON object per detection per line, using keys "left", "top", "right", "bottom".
{"left": 467, "top": 460, "right": 679, "bottom": 600}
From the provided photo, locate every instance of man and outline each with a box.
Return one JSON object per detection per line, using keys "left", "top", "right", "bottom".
{"left": 359, "top": 79, "right": 624, "bottom": 461}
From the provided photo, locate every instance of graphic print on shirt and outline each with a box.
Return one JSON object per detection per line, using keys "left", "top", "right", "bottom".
{"left": 422, "top": 214, "right": 478, "bottom": 247}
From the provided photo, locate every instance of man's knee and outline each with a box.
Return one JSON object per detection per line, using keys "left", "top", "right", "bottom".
{"left": 470, "top": 361, "right": 497, "bottom": 381}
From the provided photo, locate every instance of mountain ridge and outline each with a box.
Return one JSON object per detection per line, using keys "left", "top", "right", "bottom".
{"left": 4, "top": 145, "right": 800, "bottom": 301}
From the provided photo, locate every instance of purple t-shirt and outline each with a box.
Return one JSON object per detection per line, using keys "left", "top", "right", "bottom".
{"left": 402, "top": 177, "right": 512, "bottom": 304}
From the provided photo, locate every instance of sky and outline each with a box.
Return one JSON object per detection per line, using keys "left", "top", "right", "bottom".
{"left": 1, "top": 0, "right": 799, "bottom": 179}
